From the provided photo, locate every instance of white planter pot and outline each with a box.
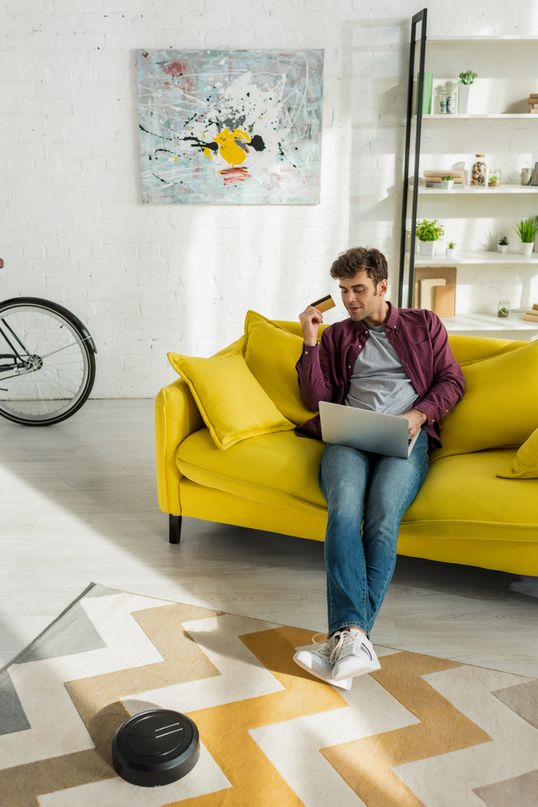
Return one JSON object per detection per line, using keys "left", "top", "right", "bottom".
{"left": 497, "top": 244, "right": 509, "bottom": 254}
{"left": 418, "top": 240, "right": 436, "bottom": 256}
{"left": 520, "top": 241, "right": 535, "bottom": 256}
{"left": 446, "top": 248, "right": 456, "bottom": 259}
{"left": 458, "top": 83, "right": 474, "bottom": 114}
{"left": 440, "top": 180, "right": 454, "bottom": 190}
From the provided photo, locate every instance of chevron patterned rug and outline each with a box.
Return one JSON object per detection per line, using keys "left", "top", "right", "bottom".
{"left": 1, "top": 583, "right": 537, "bottom": 807}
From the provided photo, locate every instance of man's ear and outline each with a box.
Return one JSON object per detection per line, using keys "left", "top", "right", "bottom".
{"left": 377, "top": 278, "right": 388, "bottom": 296}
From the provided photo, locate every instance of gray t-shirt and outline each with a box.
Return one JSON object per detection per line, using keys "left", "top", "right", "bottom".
{"left": 345, "top": 324, "right": 418, "bottom": 415}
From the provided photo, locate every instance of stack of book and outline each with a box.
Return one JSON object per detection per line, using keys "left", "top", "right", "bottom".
{"left": 419, "top": 278, "right": 455, "bottom": 316}
{"left": 528, "top": 94, "right": 538, "bottom": 113}
{"left": 522, "top": 303, "right": 538, "bottom": 323}
{"left": 423, "top": 169, "right": 466, "bottom": 187}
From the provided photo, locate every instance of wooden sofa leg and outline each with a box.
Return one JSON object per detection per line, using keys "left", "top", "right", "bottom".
{"left": 169, "top": 514, "right": 182, "bottom": 544}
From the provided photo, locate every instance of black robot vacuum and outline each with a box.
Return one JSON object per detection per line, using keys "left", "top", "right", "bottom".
{"left": 112, "top": 709, "right": 200, "bottom": 787}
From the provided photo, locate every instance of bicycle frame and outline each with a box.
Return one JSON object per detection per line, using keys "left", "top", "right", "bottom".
{"left": 0, "top": 318, "right": 37, "bottom": 388}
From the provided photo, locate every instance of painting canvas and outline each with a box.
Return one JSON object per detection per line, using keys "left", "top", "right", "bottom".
{"left": 136, "top": 49, "right": 324, "bottom": 204}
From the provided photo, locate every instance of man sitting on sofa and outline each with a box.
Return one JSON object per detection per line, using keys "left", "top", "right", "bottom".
{"left": 293, "top": 246, "right": 465, "bottom": 688}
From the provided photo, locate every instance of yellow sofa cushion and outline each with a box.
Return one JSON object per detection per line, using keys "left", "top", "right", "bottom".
{"left": 447, "top": 334, "right": 526, "bottom": 365}
{"left": 178, "top": 428, "right": 326, "bottom": 509}
{"left": 433, "top": 339, "right": 538, "bottom": 459}
{"left": 497, "top": 428, "right": 538, "bottom": 479}
{"left": 403, "top": 448, "right": 538, "bottom": 540}
{"left": 243, "top": 310, "right": 316, "bottom": 426}
{"left": 167, "top": 352, "right": 294, "bottom": 450}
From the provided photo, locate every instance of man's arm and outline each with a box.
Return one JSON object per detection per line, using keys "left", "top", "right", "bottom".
{"left": 295, "top": 305, "right": 335, "bottom": 410}
{"left": 411, "top": 311, "right": 465, "bottom": 428}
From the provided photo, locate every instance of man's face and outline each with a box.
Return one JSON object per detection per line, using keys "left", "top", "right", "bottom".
{"left": 338, "top": 269, "right": 388, "bottom": 323}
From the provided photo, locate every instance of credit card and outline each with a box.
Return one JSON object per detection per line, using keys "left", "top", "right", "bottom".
{"left": 311, "top": 294, "right": 336, "bottom": 313}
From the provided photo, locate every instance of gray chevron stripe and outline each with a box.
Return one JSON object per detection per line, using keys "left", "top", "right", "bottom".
{"left": 0, "top": 671, "right": 31, "bottom": 736}
{"left": 474, "top": 769, "right": 538, "bottom": 806}
{"left": 493, "top": 679, "right": 538, "bottom": 730}
{"left": 0, "top": 584, "right": 112, "bottom": 736}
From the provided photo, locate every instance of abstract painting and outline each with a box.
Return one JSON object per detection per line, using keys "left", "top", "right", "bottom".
{"left": 136, "top": 49, "right": 324, "bottom": 204}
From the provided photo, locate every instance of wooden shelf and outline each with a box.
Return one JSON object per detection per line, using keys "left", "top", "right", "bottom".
{"left": 418, "top": 113, "right": 538, "bottom": 119}
{"left": 427, "top": 36, "right": 538, "bottom": 43}
{"left": 415, "top": 251, "right": 538, "bottom": 265}
{"left": 441, "top": 313, "right": 538, "bottom": 332}
{"left": 416, "top": 186, "right": 538, "bottom": 195}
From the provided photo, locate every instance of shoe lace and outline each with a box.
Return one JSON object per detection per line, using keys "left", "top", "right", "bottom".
{"left": 329, "top": 630, "right": 360, "bottom": 665}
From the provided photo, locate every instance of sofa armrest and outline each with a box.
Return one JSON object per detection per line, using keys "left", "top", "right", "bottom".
{"left": 155, "top": 378, "right": 203, "bottom": 515}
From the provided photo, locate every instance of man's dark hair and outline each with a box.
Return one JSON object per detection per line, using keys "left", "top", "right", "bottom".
{"left": 329, "top": 247, "right": 388, "bottom": 286}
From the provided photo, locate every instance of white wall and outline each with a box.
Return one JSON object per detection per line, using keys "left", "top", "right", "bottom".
{"left": 2, "top": 0, "right": 538, "bottom": 396}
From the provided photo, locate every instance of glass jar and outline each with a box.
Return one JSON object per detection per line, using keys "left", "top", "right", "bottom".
{"left": 471, "top": 154, "right": 487, "bottom": 186}
{"left": 488, "top": 168, "right": 501, "bottom": 187}
{"left": 521, "top": 167, "right": 531, "bottom": 185}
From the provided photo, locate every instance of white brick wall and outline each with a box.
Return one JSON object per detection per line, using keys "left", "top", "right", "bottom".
{"left": 1, "top": 1, "right": 537, "bottom": 396}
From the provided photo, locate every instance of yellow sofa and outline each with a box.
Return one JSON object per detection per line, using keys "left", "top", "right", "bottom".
{"left": 155, "top": 316, "right": 538, "bottom": 577}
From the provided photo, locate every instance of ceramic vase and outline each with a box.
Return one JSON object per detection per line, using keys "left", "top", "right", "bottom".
{"left": 458, "top": 83, "right": 474, "bottom": 114}
{"left": 418, "top": 240, "right": 435, "bottom": 256}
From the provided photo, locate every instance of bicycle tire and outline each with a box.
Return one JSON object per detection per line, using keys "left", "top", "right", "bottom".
{"left": 0, "top": 297, "right": 96, "bottom": 426}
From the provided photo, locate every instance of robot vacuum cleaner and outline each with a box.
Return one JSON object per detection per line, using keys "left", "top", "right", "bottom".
{"left": 112, "top": 709, "right": 200, "bottom": 787}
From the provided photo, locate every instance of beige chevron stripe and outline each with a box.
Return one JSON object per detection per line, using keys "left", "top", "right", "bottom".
{"left": 321, "top": 651, "right": 491, "bottom": 807}
{"left": 0, "top": 748, "right": 115, "bottom": 807}
{"left": 493, "top": 678, "right": 538, "bottom": 729}
{"left": 474, "top": 769, "right": 538, "bottom": 806}
{"left": 165, "top": 626, "right": 348, "bottom": 806}
{"left": 66, "top": 602, "right": 221, "bottom": 742}
{"left": 0, "top": 603, "right": 221, "bottom": 805}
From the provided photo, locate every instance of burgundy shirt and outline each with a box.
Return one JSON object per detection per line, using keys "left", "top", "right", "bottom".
{"left": 295, "top": 303, "right": 465, "bottom": 446}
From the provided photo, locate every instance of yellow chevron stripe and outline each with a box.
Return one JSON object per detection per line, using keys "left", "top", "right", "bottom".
{"left": 321, "top": 651, "right": 491, "bottom": 806}
{"left": 165, "top": 626, "right": 347, "bottom": 806}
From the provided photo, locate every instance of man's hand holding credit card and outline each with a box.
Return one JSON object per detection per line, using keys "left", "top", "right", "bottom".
{"left": 298, "top": 294, "right": 336, "bottom": 346}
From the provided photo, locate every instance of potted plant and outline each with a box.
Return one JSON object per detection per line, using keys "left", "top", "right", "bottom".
{"left": 515, "top": 217, "right": 538, "bottom": 256}
{"left": 415, "top": 219, "right": 444, "bottom": 256}
{"left": 446, "top": 240, "right": 456, "bottom": 258}
{"left": 458, "top": 70, "right": 478, "bottom": 114}
{"left": 441, "top": 175, "right": 455, "bottom": 190}
{"left": 488, "top": 174, "right": 500, "bottom": 187}
{"left": 497, "top": 235, "right": 509, "bottom": 254}
{"left": 497, "top": 306, "right": 510, "bottom": 318}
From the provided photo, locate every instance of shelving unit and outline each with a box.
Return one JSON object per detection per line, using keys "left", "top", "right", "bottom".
{"left": 399, "top": 11, "right": 538, "bottom": 340}
{"left": 423, "top": 113, "right": 538, "bottom": 119}
{"left": 415, "top": 252, "right": 538, "bottom": 265}
{"left": 418, "top": 186, "right": 537, "bottom": 195}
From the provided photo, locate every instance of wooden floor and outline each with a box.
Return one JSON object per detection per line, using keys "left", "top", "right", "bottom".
{"left": 1, "top": 399, "right": 536, "bottom": 677}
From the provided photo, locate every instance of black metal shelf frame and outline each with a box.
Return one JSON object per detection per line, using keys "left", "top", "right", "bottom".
{"left": 398, "top": 8, "right": 428, "bottom": 307}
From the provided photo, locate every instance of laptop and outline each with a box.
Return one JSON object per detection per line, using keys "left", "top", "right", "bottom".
{"left": 319, "top": 401, "right": 420, "bottom": 459}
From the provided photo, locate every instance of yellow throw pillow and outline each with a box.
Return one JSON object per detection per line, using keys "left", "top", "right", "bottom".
{"left": 167, "top": 352, "right": 294, "bottom": 450}
{"left": 497, "top": 428, "right": 538, "bottom": 479}
{"left": 243, "top": 310, "right": 317, "bottom": 425}
{"left": 434, "top": 339, "right": 538, "bottom": 459}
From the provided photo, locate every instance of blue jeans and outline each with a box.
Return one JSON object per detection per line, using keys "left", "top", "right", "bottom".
{"left": 319, "top": 429, "right": 429, "bottom": 637}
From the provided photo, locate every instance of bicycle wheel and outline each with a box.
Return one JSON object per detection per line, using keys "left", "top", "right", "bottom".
{"left": 0, "top": 298, "right": 96, "bottom": 425}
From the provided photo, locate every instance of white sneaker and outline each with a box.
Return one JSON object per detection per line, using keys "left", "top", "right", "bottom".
{"left": 330, "top": 629, "right": 381, "bottom": 682}
{"left": 293, "top": 638, "right": 353, "bottom": 690}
